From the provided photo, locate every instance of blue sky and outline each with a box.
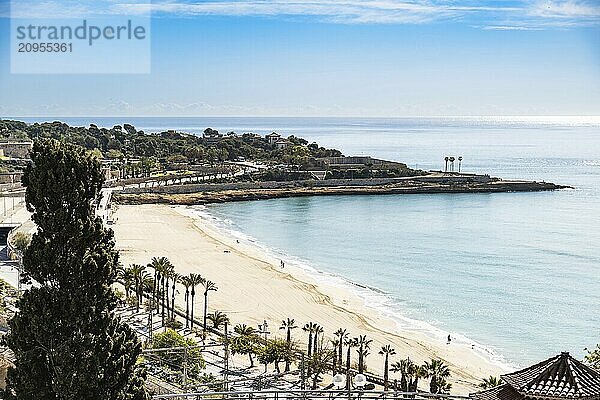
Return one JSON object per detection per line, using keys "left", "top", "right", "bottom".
{"left": 0, "top": 0, "right": 599, "bottom": 116}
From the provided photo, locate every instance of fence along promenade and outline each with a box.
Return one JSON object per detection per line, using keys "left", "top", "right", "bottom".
{"left": 151, "top": 389, "right": 471, "bottom": 400}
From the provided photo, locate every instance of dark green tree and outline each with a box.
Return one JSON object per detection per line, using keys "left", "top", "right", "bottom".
{"left": 3, "top": 139, "right": 149, "bottom": 400}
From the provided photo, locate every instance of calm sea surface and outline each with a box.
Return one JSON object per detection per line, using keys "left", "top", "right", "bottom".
{"left": 20, "top": 116, "right": 600, "bottom": 367}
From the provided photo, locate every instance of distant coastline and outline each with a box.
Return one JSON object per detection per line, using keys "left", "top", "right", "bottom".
{"left": 113, "top": 173, "right": 569, "bottom": 205}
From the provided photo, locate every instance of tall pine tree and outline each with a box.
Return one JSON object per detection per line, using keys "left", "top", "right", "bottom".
{"left": 4, "top": 139, "right": 149, "bottom": 399}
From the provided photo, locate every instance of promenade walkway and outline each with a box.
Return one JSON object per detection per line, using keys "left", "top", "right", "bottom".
{"left": 0, "top": 195, "right": 31, "bottom": 289}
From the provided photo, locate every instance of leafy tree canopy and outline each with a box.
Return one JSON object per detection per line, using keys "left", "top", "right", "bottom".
{"left": 0, "top": 119, "right": 343, "bottom": 166}
{"left": 152, "top": 329, "right": 205, "bottom": 377}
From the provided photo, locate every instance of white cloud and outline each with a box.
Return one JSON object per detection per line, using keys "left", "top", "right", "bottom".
{"left": 480, "top": 25, "right": 542, "bottom": 31}
{"left": 3, "top": 0, "right": 599, "bottom": 28}
{"left": 528, "top": 0, "right": 600, "bottom": 18}
{"left": 112, "top": 1, "right": 457, "bottom": 24}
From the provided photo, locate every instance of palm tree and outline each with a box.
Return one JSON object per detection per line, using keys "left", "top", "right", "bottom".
{"left": 331, "top": 338, "right": 340, "bottom": 375}
{"left": 149, "top": 257, "right": 171, "bottom": 315}
{"left": 140, "top": 273, "right": 154, "bottom": 298}
{"left": 411, "top": 362, "right": 428, "bottom": 392}
{"left": 356, "top": 335, "right": 372, "bottom": 373}
{"left": 207, "top": 311, "right": 229, "bottom": 330}
{"left": 129, "top": 264, "right": 147, "bottom": 312}
{"left": 406, "top": 358, "right": 419, "bottom": 391}
{"left": 313, "top": 324, "right": 324, "bottom": 355}
{"left": 458, "top": 156, "right": 463, "bottom": 173}
{"left": 163, "top": 263, "right": 175, "bottom": 321}
{"left": 118, "top": 266, "right": 135, "bottom": 300}
{"left": 280, "top": 318, "right": 297, "bottom": 372}
{"left": 188, "top": 273, "right": 205, "bottom": 330}
{"left": 391, "top": 358, "right": 414, "bottom": 391}
{"left": 444, "top": 156, "right": 449, "bottom": 172}
{"left": 148, "top": 258, "right": 159, "bottom": 313}
{"left": 480, "top": 376, "right": 502, "bottom": 389}
{"left": 202, "top": 280, "right": 218, "bottom": 335}
{"left": 179, "top": 275, "right": 192, "bottom": 328}
{"left": 303, "top": 323, "right": 316, "bottom": 357}
{"left": 449, "top": 156, "right": 455, "bottom": 172}
{"left": 379, "top": 345, "right": 396, "bottom": 391}
{"left": 345, "top": 337, "right": 358, "bottom": 389}
{"left": 424, "top": 358, "right": 451, "bottom": 394}
{"left": 334, "top": 328, "right": 348, "bottom": 369}
{"left": 170, "top": 272, "right": 180, "bottom": 320}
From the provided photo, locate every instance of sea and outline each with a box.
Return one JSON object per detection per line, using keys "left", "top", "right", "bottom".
{"left": 16, "top": 116, "right": 600, "bottom": 369}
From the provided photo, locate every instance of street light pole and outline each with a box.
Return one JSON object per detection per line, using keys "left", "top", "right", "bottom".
{"left": 258, "top": 320, "right": 270, "bottom": 373}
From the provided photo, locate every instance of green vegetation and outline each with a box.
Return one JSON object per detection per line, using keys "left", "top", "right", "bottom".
{"left": 207, "top": 311, "right": 229, "bottom": 330}
{"left": 257, "top": 338, "right": 295, "bottom": 373}
{"left": 118, "top": 249, "right": 458, "bottom": 393}
{"left": 0, "top": 120, "right": 342, "bottom": 169}
{"left": 479, "top": 376, "right": 503, "bottom": 389}
{"left": 356, "top": 334, "right": 372, "bottom": 374}
{"left": 152, "top": 329, "right": 205, "bottom": 378}
{"left": 0, "top": 278, "right": 17, "bottom": 330}
{"left": 117, "top": 263, "right": 151, "bottom": 312}
{"left": 202, "top": 280, "right": 218, "bottom": 338}
{"left": 391, "top": 357, "right": 436, "bottom": 393}
{"left": 424, "top": 358, "right": 452, "bottom": 394}
{"left": 10, "top": 232, "right": 30, "bottom": 258}
{"left": 379, "top": 345, "right": 396, "bottom": 390}
{"left": 586, "top": 344, "right": 600, "bottom": 370}
{"left": 325, "top": 167, "right": 418, "bottom": 179}
{"left": 303, "top": 345, "right": 337, "bottom": 389}
{"left": 3, "top": 139, "right": 148, "bottom": 399}
{"left": 196, "top": 373, "right": 223, "bottom": 391}
{"left": 280, "top": 318, "right": 298, "bottom": 372}
{"left": 230, "top": 324, "right": 260, "bottom": 367}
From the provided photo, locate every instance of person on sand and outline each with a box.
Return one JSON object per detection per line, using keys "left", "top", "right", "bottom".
{"left": 447, "top": 334, "right": 451, "bottom": 344}
{"left": 280, "top": 260, "right": 285, "bottom": 268}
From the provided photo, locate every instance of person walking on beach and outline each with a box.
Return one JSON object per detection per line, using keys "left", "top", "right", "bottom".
{"left": 447, "top": 334, "right": 452, "bottom": 344}
{"left": 280, "top": 260, "right": 285, "bottom": 269}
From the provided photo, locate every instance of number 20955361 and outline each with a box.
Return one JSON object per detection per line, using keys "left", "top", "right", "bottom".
{"left": 18, "top": 42, "right": 72, "bottom": 52}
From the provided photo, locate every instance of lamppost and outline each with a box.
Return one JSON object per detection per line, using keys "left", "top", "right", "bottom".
{"left": 354, "top": 374, "right": 367, "bottom": 400}
{"left": 258, "top": 320, "right": 270, "bottom": 373}
{"left": 334, "top": 373, "right": 346, "bottom": 399}
{"left": 333, "top": 373, "right": 346, "bottom": 390}
{"left": 340, "top": 373, "right": 367, "bottom": 400}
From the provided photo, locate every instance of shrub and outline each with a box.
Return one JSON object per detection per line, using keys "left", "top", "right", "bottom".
{"left": 152, "top": 329, "right": 205, "bottom": 377}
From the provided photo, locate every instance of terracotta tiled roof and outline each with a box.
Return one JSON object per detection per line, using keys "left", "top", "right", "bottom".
{"left": 470, "top": 384, "right": 523, "bottom": 400}
{"left": 501, "top": 352, "right": 600, "bottom": 399}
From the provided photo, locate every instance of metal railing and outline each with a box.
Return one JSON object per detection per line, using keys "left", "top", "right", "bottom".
{"left": 152, "top": 389, "right": 470, "bottom": 400}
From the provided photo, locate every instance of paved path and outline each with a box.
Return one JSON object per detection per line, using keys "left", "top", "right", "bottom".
{"left": 0, "top": 196, "right": 30, "bottom": 290}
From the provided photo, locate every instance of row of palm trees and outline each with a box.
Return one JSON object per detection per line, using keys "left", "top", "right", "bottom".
{"left": 117, "top": 256, "right": 219, "bottom": 334}
{"left": 277, "top": 320, "right": 452, "bottom": 393}
{"left": 117, "top": 261, "right": 452, "bottom": 393}
{"left": 300, "top": 324, "right": 451, "bottom": 393}
{"left": 444, "top": 156, "right": 463, "bottom": 173}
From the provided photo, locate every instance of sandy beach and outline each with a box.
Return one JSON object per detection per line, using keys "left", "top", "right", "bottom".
{"left": 112, "top": 204, "right": 508, "bottom": 394}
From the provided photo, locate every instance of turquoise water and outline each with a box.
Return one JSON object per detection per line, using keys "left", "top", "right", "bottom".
{"left": 19, "top": 116, "right": 600, "bottom": 367}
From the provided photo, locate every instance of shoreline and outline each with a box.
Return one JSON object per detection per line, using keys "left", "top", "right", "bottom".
{"left": 113, "top": 178, "right": 569, "bottom": 206}
{"left": 188, "top": 205, "right": 519, "bottom": 371}
{"left": 112, "top": 204, "right": 510, "bottom": 395}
